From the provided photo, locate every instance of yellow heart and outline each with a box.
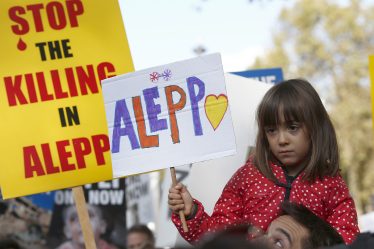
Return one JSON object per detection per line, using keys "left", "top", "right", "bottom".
{"left": 204, "top": 94, "right": 228, "bottom": 130}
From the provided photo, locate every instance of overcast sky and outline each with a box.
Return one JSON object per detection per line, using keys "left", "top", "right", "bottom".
{"left": 119, "top": 0, "right": 292, "bottom": 72}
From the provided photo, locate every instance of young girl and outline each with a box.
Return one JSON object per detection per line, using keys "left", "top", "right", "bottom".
{"left": 168, "top": 78, "right": 359, "bottom": 244}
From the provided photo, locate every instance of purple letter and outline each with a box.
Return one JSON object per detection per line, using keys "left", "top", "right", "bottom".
{"left": 187, "top": 76, "right": 205, "bottom": 136}
{"left": 112, "top": 99, "right": 140, "bottom": 152}
{"left": 143, "top": 86, "right": 167, "bottom": 132}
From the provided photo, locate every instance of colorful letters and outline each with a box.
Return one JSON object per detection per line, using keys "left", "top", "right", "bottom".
{"left": 111, "top": 76, "right": 205, "bottom": 153}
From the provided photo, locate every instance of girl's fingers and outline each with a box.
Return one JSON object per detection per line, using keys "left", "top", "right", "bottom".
{"left": 175, "top": 183, "right": 184, "bottom": 189}
{"left": 168, "top": 199, "right": 184, "bottom": 205}
{"left": 169, "top": 188, "right": 179, "bottom": 194}
{"left": 168, "top": 203, "right": 184, "bottom": 212}
{"left": 169, "top": 183, "right": 183, "bottom": 193}
{"left": 168, "top": 183, "right": 189, "bottom": 214}
{"left": 168, "top": 192, "right": 182, "bottom": 200}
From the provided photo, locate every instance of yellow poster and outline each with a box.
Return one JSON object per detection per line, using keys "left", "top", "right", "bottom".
{"left": 370, "top": 56, "right": 374, "bottom": 130}
{"left": 0, "top": 0, "right": 134, "bottom": 198}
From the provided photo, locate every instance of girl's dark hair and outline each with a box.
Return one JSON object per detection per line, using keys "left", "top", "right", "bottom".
{"left": 254, "top": 78, "right": 339, "bottom": 182}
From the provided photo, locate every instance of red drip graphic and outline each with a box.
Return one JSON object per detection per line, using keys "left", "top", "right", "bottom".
{"left": 17, "top": 38, "right": 27, "bottom": 51}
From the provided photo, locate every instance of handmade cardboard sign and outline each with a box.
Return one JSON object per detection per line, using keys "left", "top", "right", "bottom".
{"left": 0, "top": 0, "right": 134, "bottom": 198}
{"left": 102, "top": 53, "right": 236, "bottom": 178}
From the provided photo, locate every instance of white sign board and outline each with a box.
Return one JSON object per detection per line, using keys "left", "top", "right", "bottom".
{"left": 102, "top": 54, "right": 236, "bottom": 178}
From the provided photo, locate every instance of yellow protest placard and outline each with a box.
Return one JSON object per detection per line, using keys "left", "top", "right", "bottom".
{"left": 370, "top": 56, "right": 374, "bottom": 129}
{"left": 0, "top": 0, "right": 134, "bottom": 198}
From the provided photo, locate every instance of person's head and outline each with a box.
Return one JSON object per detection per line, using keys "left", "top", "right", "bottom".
{"left": 197, "top": 225, "right": 271, "bottom": 249}
{"left": 254, "top": 78, "right": 339, "bottom": 181}
{"left": 126, "top": 224, "right": 155, "bottom": 249}
{"left": 62, "top": 204, "right": 107, "bottom": 246}
{"left": 258, "top": 202, "right": 344, "bottom": 249}
{"left": 320, "top": 232, "right": 374, "bottom": 249}
{"left": 0, "top": 239, "right": 20, "bottom": 249}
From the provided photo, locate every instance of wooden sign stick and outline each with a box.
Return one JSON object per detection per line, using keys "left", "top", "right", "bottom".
{"left": 72, "top": 186, "right": 98, "bottom": 249}
{"left": 170, "top": 167, "right": 189, "bottom": 232}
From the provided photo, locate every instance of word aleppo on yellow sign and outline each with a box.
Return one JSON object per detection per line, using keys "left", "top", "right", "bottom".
{"left": 102, "top": 53, "right": 237, "bottom": 178}
{"left": 0, "top": 0, "right": 134, "bottom": 199}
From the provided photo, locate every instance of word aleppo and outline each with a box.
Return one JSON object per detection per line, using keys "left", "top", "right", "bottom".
{"left": 112, "top": 76, "right": 206, "bottom": 152}
{"left": 24, "top": 134, "right": 109, "bottom": 178}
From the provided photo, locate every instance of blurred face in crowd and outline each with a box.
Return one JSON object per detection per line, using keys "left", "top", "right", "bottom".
{"left": 127, "top": 232, "right": 154, "bottom": 249}
{"left": 64, "top": 205, "right": 106, "bottom": 246}
{"left": 258, "top": 215, "right": 310, "bottom": 249}
{"left": 64, "top": 206, "right": 84, "bottom": 246}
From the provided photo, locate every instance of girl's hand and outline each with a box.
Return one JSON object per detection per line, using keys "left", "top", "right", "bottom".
{"left": 168, "top": 183, "right": 194, "bottom": 216}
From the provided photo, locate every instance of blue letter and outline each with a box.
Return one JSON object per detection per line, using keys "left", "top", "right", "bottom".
{"left": 143, "top": 86, "right": 167, "bottom": 132}
{"left": 112, "top": 99, "right": 140, "bottom": 152}
{"left": 187, "top": 76, "right": 205, "bottom": 136}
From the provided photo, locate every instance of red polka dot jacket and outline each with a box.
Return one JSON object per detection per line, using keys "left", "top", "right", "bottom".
{"left": 172, "top": 159, "right": 359, "bottom": 244}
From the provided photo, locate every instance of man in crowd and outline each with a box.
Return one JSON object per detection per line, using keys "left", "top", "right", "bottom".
{"left": 198, "top": 201, "right": 344, "bottom": 249}
{"left": 126, "top": 224, "right": 155, "bottom": 249}
{"left": 257, "top": 201, "right": 345, "bottom": 249}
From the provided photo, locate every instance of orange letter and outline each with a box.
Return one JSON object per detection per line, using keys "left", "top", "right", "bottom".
{"left": 133, "top": 96, "right": 159, "bottom": 148}
{"left": 165, "top": 85, "right": 186, "bottom": 143}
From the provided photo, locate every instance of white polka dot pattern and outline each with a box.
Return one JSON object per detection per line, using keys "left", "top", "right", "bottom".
{"left": 171, "top": 159, "right": 359, "bottom": 244}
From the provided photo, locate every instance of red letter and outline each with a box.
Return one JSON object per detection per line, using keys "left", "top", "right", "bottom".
{"left": 4, "top": 75, "right": 28, "bottom": 106}
{"left": 97, "top": 62, "right": 116, "bottom": 83}
{"left": 65, "top": 67, "right": 79, "bottom": 97}
{"left": 56, "top": 140, "right": 75, "bottom": 171}
{"left": 26, "top": 4, "right": 44, "bottom": 32}
{"left": 24, "top": 145, "right": 46, "bottom": 178}
{"left": 9, "top": 6, "right": 29, "bottom": 35}
{"left": 51, "top": 70, "right": 68, "bottom": 99}
{"left": 36, "top": 72, "right": 54, "bottom": 101}
{"left": 92, "top": 134, "right": 110, "bottom": 166}
{"left": 76, "top": 64, "right": 99, "bottom": 95}
{"left": 133, "top": 96, "right": 159, "bottom": 148}
{"left": 46, "top": 2, "right": 66, "bottom": 30}
{"left": 66, "top": 0, "right": 84, "bottom": 27}
{"left": 73, "top": 137, "right": 92, "bottom": 169}
{"left": 41, "top": 143, "right": 60, "bottom": 174}
{"left": 25, "top": 74, "right": 38, "bottom": 103}
{"left": 165, "top": 85, "right": 186, "bottom": 143}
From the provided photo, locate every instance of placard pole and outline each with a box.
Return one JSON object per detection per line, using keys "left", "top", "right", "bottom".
{"left": 72, "top": 186, "right": 98, "bottom": 249}
{"left": 170, "top": 167, "right": 189, "bottom": 232}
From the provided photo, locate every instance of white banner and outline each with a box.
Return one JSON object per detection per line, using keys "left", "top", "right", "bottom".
{"left": 102, "top": 54, "right": 236, "bottom": 178}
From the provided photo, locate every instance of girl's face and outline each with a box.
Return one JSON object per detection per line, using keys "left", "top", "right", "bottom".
{"left": 265, "top": 114, "right": 310, "bottom": 175}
